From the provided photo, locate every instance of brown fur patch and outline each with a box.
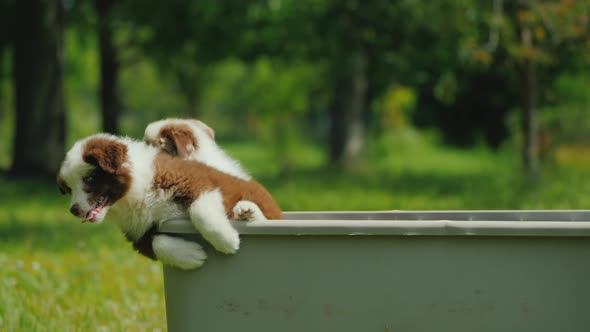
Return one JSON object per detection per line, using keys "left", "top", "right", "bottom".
{"left": 159, "top": 124, "right": 198, "bottom": 158}
{"left": 82, "top": 137, "right": 132, "bottom": 207}
{"left": 56, "top": 175, "right": 71, "bottom": 195}
{"left": 153, "top": 153, "right": 282, "bottom": 219}
{"left": 83, "top": 137, "right": 128, "bottom": 174}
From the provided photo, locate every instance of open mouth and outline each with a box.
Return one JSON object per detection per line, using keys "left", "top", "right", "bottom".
{"left": 82, "top": 196, "right": 109, "bottom": 223}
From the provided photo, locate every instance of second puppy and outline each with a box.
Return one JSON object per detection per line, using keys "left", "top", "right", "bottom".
{"left": 145, "top": 118, "right": 282, "bottom": 221}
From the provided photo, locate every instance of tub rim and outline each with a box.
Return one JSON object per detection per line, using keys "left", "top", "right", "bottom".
{"left": 158, "top": 210, "right": 590, "bottom": 236}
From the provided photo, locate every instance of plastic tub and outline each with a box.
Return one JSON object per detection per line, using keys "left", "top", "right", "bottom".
{"left": 159, "top": 211, "right": 590, "bottom": 332}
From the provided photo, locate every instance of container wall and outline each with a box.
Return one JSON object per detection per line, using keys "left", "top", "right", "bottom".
{"left": 164, "top": 234, "right": 590, "bottom": 332}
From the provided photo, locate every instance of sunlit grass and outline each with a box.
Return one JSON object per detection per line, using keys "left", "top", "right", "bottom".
{"left": 0, "top": 179, "right": 166, "bottom": 332}
{"left": 1, "top": 139, "right": 590, "bottom": 331}
{"left": 0, "top": 249, "right": 164, "bottom": 332}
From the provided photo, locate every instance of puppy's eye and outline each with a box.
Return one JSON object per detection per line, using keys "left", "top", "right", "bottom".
{"left": 83, "top": 176, "right": 95, "bottom": 185}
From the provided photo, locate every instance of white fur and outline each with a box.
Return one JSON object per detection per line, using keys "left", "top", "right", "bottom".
{"left": 153, "top": 235, "right": 207, "bottom": 270}
{"left": 59, "top": 134, "right": 241, "bottom": 269}
{"left": 189, "top": 189, "right": 240, "bottom": 254}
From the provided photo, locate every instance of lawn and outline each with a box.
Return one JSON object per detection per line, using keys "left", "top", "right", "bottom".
{"left": 1, "top": 139, "right": 589, "bottom": 331}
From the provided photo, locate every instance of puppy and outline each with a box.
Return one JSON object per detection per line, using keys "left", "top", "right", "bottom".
{"left": 144, "top": 118, "right": 278, "bottom": 221}
{"left": 57, "top": 134, "right": 281, "bottom": 269}
{"left": 144, "top": 118, "right": 250, "bottom": 180}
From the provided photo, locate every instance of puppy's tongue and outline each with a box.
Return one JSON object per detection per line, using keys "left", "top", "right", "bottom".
{"left": 83, "top": 207, "right": 101, "bottom": 223}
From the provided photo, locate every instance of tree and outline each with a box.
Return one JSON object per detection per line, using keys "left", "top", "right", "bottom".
{"left": 95, "top": 0, "right": 121, "bottom": 134}
{"left": 514, "top": 4, "right": 540, "bottom": 174}
{"left": 513, "top": 0, "right": 590, "bottom": 174}
{"left": 320, "top": 3, "right": 371, "bottom": 165}
{"left": 0, "top": 0, "right": 13, "bottom": 134}
{"left": 118, "top": 0, "right": 255, "bottom": 117}
{"left": 10, "top": 0, "right": 66, "bottom": 177}
{"left": 239, "top": 0, "right": 407, "bottom": 166}
{"left": 328, "top": 52, "right": 368, "bottom": 165}
{"left": 463, "top": 0, "right": 590, "bottom": 174}
{"left": 245, "top": 0, "right": 482, "bottom": 165}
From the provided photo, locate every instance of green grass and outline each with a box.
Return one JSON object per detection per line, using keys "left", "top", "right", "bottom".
{"left": 2, "top": 139, "right": 590, "bottom": 331}
{"left": 0, "top": 179, "right": 165, "bottom": 332}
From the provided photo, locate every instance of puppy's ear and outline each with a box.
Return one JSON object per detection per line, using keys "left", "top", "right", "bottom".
{"left": 192, "top": 120, "right": 215, "bottom": 140}
{"left": 202, "top": 124, "right": 215, "bottom": 140}
{"left": 83, "top": 138, "right": 127, "bottom": 174}
{"left": 159, "top": 125, "right": 197, "bottom": 158}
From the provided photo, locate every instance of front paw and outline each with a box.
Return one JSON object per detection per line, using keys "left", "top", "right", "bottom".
{"left": 207, "top": 229, "right": 240, "bottom": 254}
{"left": 175, "top": 241, "right": 207, "bottom": 269}
{"left": 153, "top": 235, "right": 207, "bottom": 270}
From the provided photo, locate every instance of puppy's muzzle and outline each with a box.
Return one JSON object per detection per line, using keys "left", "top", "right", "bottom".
{"left": 70, "top": 204, "right": 82, "bottom": 217}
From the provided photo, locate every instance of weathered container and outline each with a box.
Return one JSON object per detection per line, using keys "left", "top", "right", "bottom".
{"left": 159, "top": 211, "right": 590, "bottom": 332}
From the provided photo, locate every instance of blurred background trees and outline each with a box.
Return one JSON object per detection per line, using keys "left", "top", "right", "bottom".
{"left": 0, "top": 0, "right": 588, "bottom": 177}
{"left": 11, "top": 0, "right": 66, "bottom": 176}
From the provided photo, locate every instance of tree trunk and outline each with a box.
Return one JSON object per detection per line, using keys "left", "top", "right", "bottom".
{"left": 521, "top": 59, "right": 538, "bottom": 175}
{"left": 95, "top": 0, "right": 120, "bottom": 134}
{"left": 10, "top": 0, "right": 65, "bottom": 177}
{"left": 519, "top": 26, "right": 539, "bottom": 175}
{"left": 329, "top": 52, "right": 368, "bottom": 166}
{"left": 1, "top": 1, "right": 13, "bottom": 173}
{"left": 0, "top": 51, "right": 4, "bottom": 123}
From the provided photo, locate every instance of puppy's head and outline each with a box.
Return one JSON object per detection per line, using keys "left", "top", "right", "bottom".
{"left": 57, "top": 134, "right": 131, "bottom": 224}
{"left": 144, "top": 118, "right": 215, "bottom": 158}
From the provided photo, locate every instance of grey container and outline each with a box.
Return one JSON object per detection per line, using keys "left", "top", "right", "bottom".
{"left": 158, "top": 211, "right": 590, "bottom": 332}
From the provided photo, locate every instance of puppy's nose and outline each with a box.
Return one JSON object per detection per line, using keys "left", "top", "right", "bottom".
{"left": 70, "top": 204, "right": 81, "bottom": 217}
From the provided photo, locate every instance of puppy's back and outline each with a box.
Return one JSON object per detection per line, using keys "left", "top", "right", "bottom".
{"left": 153, "top": 153, "right": 282, "bottom": 219}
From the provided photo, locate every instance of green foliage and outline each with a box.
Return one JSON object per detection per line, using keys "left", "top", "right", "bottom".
{"left": 461, "top": 0, "right": 590, "bottom": 67}
{"left": 64, "top": 28, "right": 101, "bottom": 144}
{"left": 3, "top": 0, "right": 590, "bottom": 170}
{"left": 119, "top": 58, "right": 191, "bottom": 137}
{"left": 540, "top": 72, "right": 590, "bottom": 144}
{"left": 207, "top": 58, "right": 324, "bottom": 170}
{"left": 201, "top": 59, "right": 320, "bottom": 124}
{"left": 372, "top": 85, "right": 417, "bottom": 130}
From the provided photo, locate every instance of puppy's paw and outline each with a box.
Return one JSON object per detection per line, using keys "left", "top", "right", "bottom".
{"left": 175, "top": 241, "right": 207, "bottom": 270}
{"left": 232, "top": 201, "right": 267, "bottom": 222}
{"left": 153, "top": 235, "right": 207, "bottom": 270}
{"left": 233, "top": 201, "right": 255, "bottom": 221}
{"left": 208, "top": 228, "right": 240, "bottom": 254}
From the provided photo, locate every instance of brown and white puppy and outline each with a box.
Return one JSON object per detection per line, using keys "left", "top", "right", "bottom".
{"left": 57, "top": 134, "right": 280, "bottom": 269}
{"left": 144, "top": 118, "right": 281, "bottom": 221}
